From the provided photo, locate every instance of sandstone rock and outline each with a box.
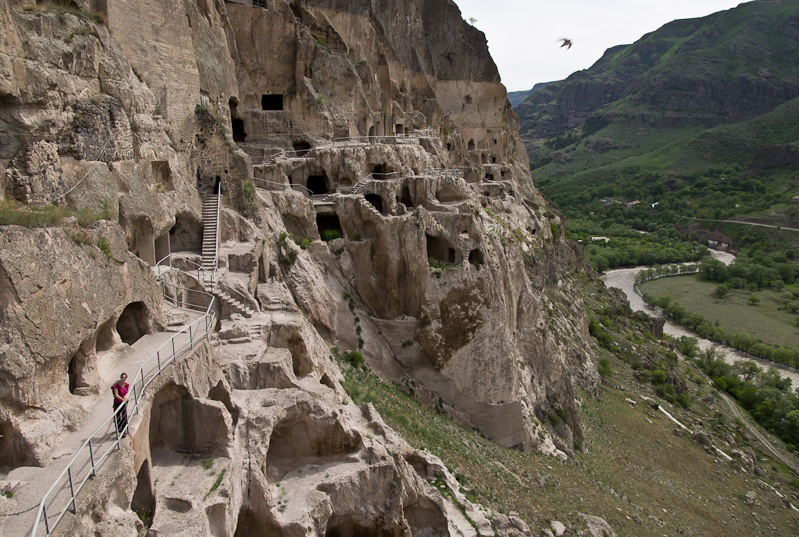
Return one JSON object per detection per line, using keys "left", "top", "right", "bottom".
{"left": 579, "top": 513, "right": 618, "bottom": 537}
{"left": 550, "top": 520, "right": 567, "bottom": 535}
{"left": 745, "top": 491, "right": 757, "bottom": 506}
{"left": 691, "top": 431, "right": 712, "bottom": 447}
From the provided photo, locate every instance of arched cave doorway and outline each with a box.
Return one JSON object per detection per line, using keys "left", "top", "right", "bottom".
{"left": 467, "top": 139, "right": 475, "bottom": 151}
{"left": 230, "top": 98, "right": 246, "bottom": 142}
{"left": 293, "top": 141, "right": 311, "bottom": 157}
{"left": 426, "top": 235, "right": 457, "bottom": 265}
{"left": 316, "top": 214, "right": 343, "bottom": 241}
{"left": 307, "top": 175, "right": 329, "bottom": 195}
{"left": 469, "top": 249, "right": 484, "bottom": 266}
{"left": 398, "top": 186, "right": 413, "bottom": 209}
{"left": 368, "top": 125, "right": 375, "bottom": 142}
{"left": 365, "top": 194, "right": 384, "bottom": 214}
{"left": 117, "top": 302, "right": 150, "bottom": 345}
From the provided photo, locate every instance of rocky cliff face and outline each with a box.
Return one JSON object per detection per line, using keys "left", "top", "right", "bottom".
{"left": 0, "top": 0, "right": 599, "bottom": 535}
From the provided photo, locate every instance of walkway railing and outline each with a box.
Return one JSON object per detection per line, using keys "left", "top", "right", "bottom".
{"left": 30, "top": 296, "right": 217, "bottom": 536}
{"left": 250, "top": 177, "right": 317, "bottom": 198}
{"left": 155, "top": 254, "right": 214, "bottom": 284}
{"left": 216, "top": 279, "right": 255, "bottom": 314}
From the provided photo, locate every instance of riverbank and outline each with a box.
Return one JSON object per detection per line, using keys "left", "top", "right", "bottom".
{"left": 602, "top": 251, "right": 799, "bottom": 386}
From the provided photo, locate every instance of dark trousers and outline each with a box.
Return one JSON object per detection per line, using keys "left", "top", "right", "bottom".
{"left": 113, "top": 401, "right": 128, "bottom": 435}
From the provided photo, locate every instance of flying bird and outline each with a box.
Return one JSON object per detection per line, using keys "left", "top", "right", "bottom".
{"left": 559, "top": 38, "right": 573, "bottom": 50}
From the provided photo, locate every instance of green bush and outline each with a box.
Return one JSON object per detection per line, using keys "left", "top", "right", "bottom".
{"left": 321, "top": 229, "right": 343, "bottom": 241}
{"left": 597, "top": 358, "right": 612, "bottom": 380}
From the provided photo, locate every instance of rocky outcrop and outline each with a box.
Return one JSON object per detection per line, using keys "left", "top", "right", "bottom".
{"left": 0, "top": 0, "right": 601, "bottom": 535}
{"left": 0, "top": 222, "right": 162, "bottom": 467}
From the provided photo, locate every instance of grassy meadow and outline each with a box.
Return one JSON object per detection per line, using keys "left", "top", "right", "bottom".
{"left": 639, "top": 275, "right": 799, "bottom": 349}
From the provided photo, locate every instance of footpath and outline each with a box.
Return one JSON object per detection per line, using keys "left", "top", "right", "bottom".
{"left": 0, "top": 309, "right": 204, "bottom": 537}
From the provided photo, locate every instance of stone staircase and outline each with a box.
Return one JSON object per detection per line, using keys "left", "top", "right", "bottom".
{"left": 201, "top": 193, "right": 220, "bottom": 272}
{"left": 205, "top": 280, "right": 256, "bottom": 318}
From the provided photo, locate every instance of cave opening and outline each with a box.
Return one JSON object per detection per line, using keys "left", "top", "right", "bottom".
{"left": 261, "top": 94, "right": 283, "bottom": 111}
{"left": 469, "top": 249, "right": 484, "bottom": 266}
{"left": 316, "top": 214, "right": 343, "bottom": 241}
{"left": 395, "top": 123, "right": 404, "bottom": 134}
{"left": 293, "top": 140, "right": 311, "bottom": 157}
{"left": 398, "top": 186, "right": 413, "bottom": 209}
{"left": 117, "top": 302, "right": 150, "bottom": 345}
{"left": 426, "top": 235, "right": 456, "bottom": 265}
{"left": 232, "top": 118, "right": 246, "bottom": 142}
{"left": 467, "top": 139, "right": 475, "bottom": 151}
{"left": 230, "top": 98, "right": 246, "bottom": 142}
{"left": 485, "top": 174, "right": 494, "bottom": 181}
{"left": 68, "top": 353, "right": 78, "bottom": 395}
{"left": 372, "top": 164, "right": 393, "bottom": 179}
{"left": 365, "top": 194, "right": 384, "bottom": 214}
{"left": 307, "top": 175, "right": 329, "bottom": 195}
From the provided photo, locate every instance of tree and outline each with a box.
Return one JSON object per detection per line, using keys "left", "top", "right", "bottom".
{"left": 467, "top": 17, "right": 477, "bottom": 25}
{"left": 747, "top": 295, "right": 760, "bottom": 306}
{"left": 714, "top": 284, "right": 729, "bottom": 298}
{"left": 734, "top": 360, "right": 760, "bottom": 382}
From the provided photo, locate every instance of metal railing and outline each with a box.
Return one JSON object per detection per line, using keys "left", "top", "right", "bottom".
{"left": 30, "top": 296, "right": 217, "bottom": 536}
{"left": 216, "top": 279, "right": 253, "bottom": 313}
{"left": 155, "top": 254, "right": 214, "bottom": 284}
{"left": 250, "top": 177, "right": 318, "bottom": 198}
{"left": 160, "top": 280, "right": 215, "bottom": 313}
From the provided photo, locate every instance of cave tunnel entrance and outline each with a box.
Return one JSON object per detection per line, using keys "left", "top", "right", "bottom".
{"left": 316, "top": 214, "right": 343, "bottom": 241}
{"left": 293, "top": 141, "right": 311, "bottom": 157}
{"left": 426, "top": 235, "right": 456, "bottom": 265}
{"left": 365, "top": 194, "right": 384, "bottom": 215}
{"left": 307, "top": 175, "right": 329, "bottom": 195}
{"left": 467, "top": 139, "right": 475, "bottom": 151}
{"left": 232, "top": 118, "right": 246, "bottom": 142}
{"left": 261, "top": 94, "right": 283, "bottom": 111}
{"left": 469, "top": 249, "right": 484, "bottom": 266}
{"left": 398, "top": 186, "right": 413, "bottom": 209}
{"left": 230, "top": 98, "right": 246, "bottom": 142}
{"left": 372, "top": 164, "right": 393, "bottom": 179}
{"left": 368, "top": 126, "right": 375, "bottom": 142}
{"left": 117, "top": 302, "right": 150, "bottom": 345}
{"left": 68, "top": 353, "right": 78, "bottom": 395}
{"left": 395, "top": 124, "right": 404, "bottom": 135}
{"left": 325, "top": 517, "right": 385, "bottom": 537}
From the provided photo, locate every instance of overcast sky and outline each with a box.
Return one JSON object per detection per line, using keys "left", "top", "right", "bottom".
{"left": 453, "top": 0, "right": 749, "bottom": 92}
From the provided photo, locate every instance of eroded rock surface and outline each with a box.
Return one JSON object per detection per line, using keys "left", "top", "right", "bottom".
{"left": 0, "top": 0, "right": 602, "bottom": 535}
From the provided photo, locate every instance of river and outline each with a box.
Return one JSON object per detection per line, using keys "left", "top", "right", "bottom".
{"left": 602, "top": 251, "right": 799, "bottom": 386}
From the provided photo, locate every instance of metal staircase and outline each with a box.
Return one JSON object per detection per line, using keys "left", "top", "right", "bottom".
{"left": 201, "top": 193, "right": 221, "bottom": 274}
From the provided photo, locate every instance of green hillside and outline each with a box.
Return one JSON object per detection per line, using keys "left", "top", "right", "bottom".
{"left": 514, "top": 0, "right": 799, "bottom": 260}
